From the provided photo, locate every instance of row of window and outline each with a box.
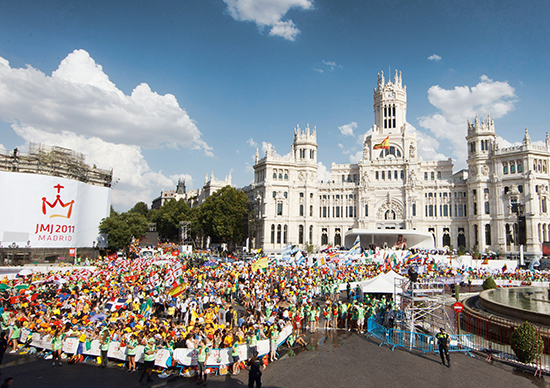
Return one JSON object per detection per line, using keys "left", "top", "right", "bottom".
{"left": 383, "top": 104, "right": 396, "bottom": 129}
{"left": 341, "top": 174, "right": 358, "bottom": 183}
{"left": 469, "top": 140, "right": 492, "bottom": 153}
{"left": 272, "top": 170, "right": 289, "bottom": 180}
{"left": 425, "top": 204, "right": 465, "bottom": 217}
{"left": 319, "top": 194, "right": 357, "bottom": 200}
{"left": 502, "top": 161, "right": 523, "bottom": 174}
{"left": 319, "top": 206, "right": 357, "bottom": 218}
{"left": 533, "top": 158, "right": 548, "bottom": 173}
{"left": 424, "top": 171, "right": 442, "bottom": 180}
{"left": 298, "top": 149, "right": 315, "bottom": 160}
{"left": 375, "top": 170, "right": 405, "bottom": 180}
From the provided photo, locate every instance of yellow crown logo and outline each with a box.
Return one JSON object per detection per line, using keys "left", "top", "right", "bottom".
{"left": 42, "top": 184, "right": 75, "bottom": 219}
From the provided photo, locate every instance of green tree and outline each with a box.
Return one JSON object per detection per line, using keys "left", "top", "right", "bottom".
{"left": 482, "top": 276, "right": 497, "bottom": 290}
{"left": 149, "top": 198, "right": 191, "bottom": 242}
{"left": 510, "top": 322, "right": 544, "bottom": 364}
{"left": 129, "top": 201, "right": 149, "bottom": 217}
{"left": 197, "top": 186, "right": 248, "bottom": 244}
{"left": 99, "top": 210, "right": 149, "bottom": 251}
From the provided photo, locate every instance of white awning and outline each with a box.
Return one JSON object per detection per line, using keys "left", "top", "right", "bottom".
{"left": 344, "top": 229, "right": 434, "bottom": 249}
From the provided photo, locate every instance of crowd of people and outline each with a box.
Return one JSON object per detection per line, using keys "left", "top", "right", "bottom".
{"left": 0, "top": 244, "right": 547, "bottom": 384}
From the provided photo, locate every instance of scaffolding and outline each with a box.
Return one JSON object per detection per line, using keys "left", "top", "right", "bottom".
{"left": 0, "top": 143, "right": 112, "bottom": 187}
{"left": 395, "top": 277, "right": 453, "bottom": 335}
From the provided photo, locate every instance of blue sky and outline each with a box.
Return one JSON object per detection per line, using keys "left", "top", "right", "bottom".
{"left": 0, "top": 0, "right": 549, "bottom": 210}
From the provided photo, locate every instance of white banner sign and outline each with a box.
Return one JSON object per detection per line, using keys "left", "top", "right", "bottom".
{"left": 0, "top": 171, "right": 110, "bottom": 248}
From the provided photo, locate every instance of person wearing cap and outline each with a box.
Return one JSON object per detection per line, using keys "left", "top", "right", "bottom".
{"left": 139, "top": 337, "right": 156, "bottom": 382}
{"left": 436, "top": 327, "right": 450, "bottom": 367}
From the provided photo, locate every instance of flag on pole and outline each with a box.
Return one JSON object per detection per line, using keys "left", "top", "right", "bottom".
{"left": 373, "top": 136, "right": 390, "bottom": 150}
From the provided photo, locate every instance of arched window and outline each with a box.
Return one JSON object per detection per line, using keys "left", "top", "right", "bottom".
{"left": 270, "top": 224, "right": 275, "bottom": 244}
{"left": 385, "top": 210, "right": 396, "bottom": 220}
{"left": 379, "top": 146, "right": 402, "bottom": 158}
{"left": 273, "top": 172, "right": 277, "bottom": 179}
{"left": 485, "top": 224, "right": 491, "bottom": 246}
{"left": 300, "top": 204, "right": 304, "bottom": 216}
{"left": 334, "top": 229, "right": 341, "bottom": 246}
{"left": 284, "top": 173, "right": 288, "bottom": 180}
{"left": 277, "top": 224, "right": 282, "bottom": 244}
{"left": 321, "top": 228, "right": 328, "bottom": 245}
{"left": 299, "top": 225, "right": 304, "bottom": 244}
{"left": 309, "top": 225, "right": 313, "bottom": 243}
{"left": 412, "top": 203, "right": 416, "bottom": 217}
{"left": 309, "top": 205, "right": 313, "bottom": 217}
{"left": 283, "top": 225, "right": 287, "bottom": 244}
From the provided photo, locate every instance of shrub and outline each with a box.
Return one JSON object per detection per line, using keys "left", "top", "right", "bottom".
{"left": 510, "top": 322, "right": 544, "bottom": 364}
{"left": 482, "top": 277, "right": 497, "bottom": 290}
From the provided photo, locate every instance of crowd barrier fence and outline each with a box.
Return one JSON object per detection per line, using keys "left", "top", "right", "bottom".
{"left": 366, "top": 318, "right": 474, "bottom": 356}
{"left": 16, "top": 324, "right": 292, "bottom": 370}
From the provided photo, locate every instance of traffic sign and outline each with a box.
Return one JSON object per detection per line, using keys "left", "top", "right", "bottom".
{"left": 452, "top": 301, "right": 464, "bottom": 313}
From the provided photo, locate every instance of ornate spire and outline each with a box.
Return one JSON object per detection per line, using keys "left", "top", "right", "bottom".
{"left": 255, "top": 147, "right": 259, "bottom": 164}
{"left": 523, "top": 128, "right": 531, "bottom": 145}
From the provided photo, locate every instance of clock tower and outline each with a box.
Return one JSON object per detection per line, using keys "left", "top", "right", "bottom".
{"left": 373, "top": 70, "right": 407, "bottom": 134}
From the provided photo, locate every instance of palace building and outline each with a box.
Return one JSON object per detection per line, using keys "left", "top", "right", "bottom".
{"left": 241, "top": 70, "right": 550, "bottom": 257}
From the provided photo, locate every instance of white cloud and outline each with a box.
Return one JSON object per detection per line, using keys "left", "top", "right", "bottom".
{"left": 349, "top": 151, "right": 362, "bottom": 164}
{"left": 268, "top": 20, "right": 300, "bottom": 41}
{"left": 428, "top": 54, "right": 442, "bottom": 61}
{"left": 339, "top": 121, "right": 357, "bottom": 136}
{"left": 418, "top": 75, "right": 516, "bottom": 166}
{"left": 12, "top": 126, "right": 179, "bottom": 208}
{"left": 247, "top": 138, "right": 258, "bottom": 147}
{"left": 313, "top": 68, "right": 323, "bottom": 74}
{"left": 322, "top": 60, "right": 343, "bottom": 71}
{"left": 317, "top": 161, "right": 332, "bottom": 182}
{"left": 223, "top": 0, "right": 313, "bottom": 41}
{"left": 0, "top": 50, "right": 212, "bottom": 210}
{"left": 0, "top": 143, "right": 5, "bottom": 154}
{"left": 0, "top": 50, "right": 212, "bottom": 155}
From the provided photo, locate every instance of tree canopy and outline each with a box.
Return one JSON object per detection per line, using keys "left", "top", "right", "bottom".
{"left": 149, "top": 199, "right": 192, "bottom": 241}
{"left": 99, "top": 210, "right": 149, "bottom": 251}
{"left": 197, "top": 186, "right": 248, "bottom": 243}
{"left": 101, "top": 185, "right": 248, "bottom": 250}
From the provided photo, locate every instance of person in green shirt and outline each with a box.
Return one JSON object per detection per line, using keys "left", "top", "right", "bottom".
{"left": 125, "top": 333, "right": 137, "bottom": 373}
{"left": 9, "top": 321, "right": 20, "bottom": 353}
{"left": 231, "top": 339, "right": 240, "bottom": 375}
{"left": 196, "top": 340, "right": 210, "bottom": 386}
{"left": 51, "top": 327, "right": 64, "bottom": 366}
{"left": 357, "top": 304, "right": 366, "bottom": 333}
{"left": 139, "top": 338, "right": 156, "bottom": 383}
{"left": 269, "top": 325, "right": 279, "bottom": 362}
{"left": 99, "top": 329, "right": 111, "bottom": 368}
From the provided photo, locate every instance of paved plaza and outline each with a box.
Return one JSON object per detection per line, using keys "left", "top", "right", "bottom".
{"left": 0, "top": 330, "right": 546, "bottom": 388}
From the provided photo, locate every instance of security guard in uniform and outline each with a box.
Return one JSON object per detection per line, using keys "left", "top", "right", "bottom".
{"left": 436, "top": 327, "right": 450, "bottom": 367}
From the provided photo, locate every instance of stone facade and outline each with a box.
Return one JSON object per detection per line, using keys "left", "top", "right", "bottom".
{"left": 242, "top": 70, "right": 550, "bottom": 257}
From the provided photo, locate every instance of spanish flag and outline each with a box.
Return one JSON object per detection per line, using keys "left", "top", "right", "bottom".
{"left": 251, "top": 256, "right": 269, "bottom": 271}
{"left": 168, "top": 282, "right": 186, "bottom": 297}
{"left": 373, "top": 136, "right": 390, "bottom": 150}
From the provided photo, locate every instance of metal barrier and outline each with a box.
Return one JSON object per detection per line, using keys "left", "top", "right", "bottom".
{"left": 366, "top": 318, "right": 475, "bottom": 357}
{"left": 366, "top": 319, "right": 389, "bottom": 347}
{"left": 448, "top": 334, "right": 475, "bottom": 356}
{"left": 387, "top": 329, "right": 433, "bottom": 354}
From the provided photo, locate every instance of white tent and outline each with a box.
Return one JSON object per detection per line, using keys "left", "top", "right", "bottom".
{"left": 357, "top": 270, "right": 406, "bottom": 295}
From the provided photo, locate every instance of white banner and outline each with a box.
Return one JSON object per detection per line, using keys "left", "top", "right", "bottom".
{"left": 0, "top": 171, "right": 110, "bottom": 248}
